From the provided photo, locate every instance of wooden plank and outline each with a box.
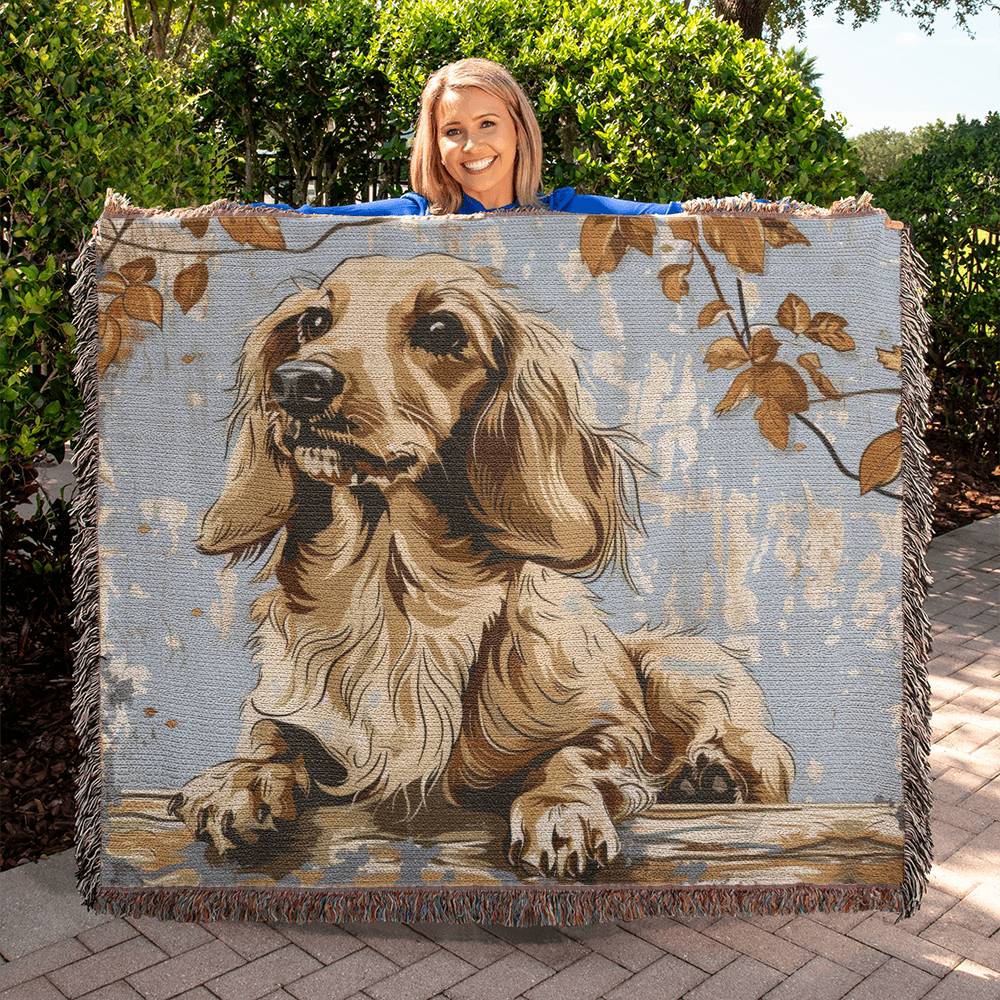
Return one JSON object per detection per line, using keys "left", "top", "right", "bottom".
{"left": 106, "top": 792, "right": 904, "bottom": 888}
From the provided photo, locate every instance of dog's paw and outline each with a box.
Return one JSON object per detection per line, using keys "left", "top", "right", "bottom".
{"left": 662, "top": 748, "right": 746, "bottom": 805}
{"left": 167, "top": 757, "right": 310, "bottom": 857}
{"left": 507, "top": 791, "right": 620, "bottom": 879}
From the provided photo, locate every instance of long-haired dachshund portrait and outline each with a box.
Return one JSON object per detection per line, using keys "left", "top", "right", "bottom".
{"left": 169, "top": 252, "right": 796, "bottom": 879}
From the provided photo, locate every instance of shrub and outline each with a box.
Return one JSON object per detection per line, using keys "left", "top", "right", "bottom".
{"left": 0, "top": 0, "right": 235, "bottom": 466}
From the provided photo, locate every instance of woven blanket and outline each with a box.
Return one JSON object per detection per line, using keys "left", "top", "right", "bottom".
{"left": 69, "top": 189, "right": 934, "bottom": 926}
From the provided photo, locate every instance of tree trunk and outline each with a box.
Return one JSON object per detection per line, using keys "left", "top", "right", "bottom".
{"left": 712, "top": 0, "right": 769, "bottom": 39}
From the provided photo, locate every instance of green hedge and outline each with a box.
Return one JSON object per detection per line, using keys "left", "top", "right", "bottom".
{"left": 870, "top": 112, "right": 1000, "bottom": 466}
{"left": 0, "top": 0, "right": 234, "bottom": 465}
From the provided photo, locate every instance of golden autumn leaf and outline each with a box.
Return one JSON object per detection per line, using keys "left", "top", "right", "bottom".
{"left": 579, "top": 215, "right": 655, "bottom": 276}
{"left": 705, "top": 336, "right": 751, "bottom": 371}
{"left": 702, "top": 217, "right": 766, "bottom": 274}
{"left": 659, "top": 262, "right": 691, "bottom": 301}
{"left": 181, "top": 217, "right": 210, "bottom": 239}
{"left": 218, "top": 215, "right": 287, "bottom": 251}
{"left": 119, "top": 256, "right": 156, "bottom": 283}
{"left": 754, "top": 396, "right": 790, "bottom": 449}
{"left": 97, "top": 299, "right": 142, "bottom": 375}
{"left": 804, "top": 311, "right": 855, "bottom": 351}
{"left": 760, "top": 218, "right": 811, "bottom": 248}
{"left": 97, "top": 273, "right": 128, "bottom": 295}
{"left": 754, "top": 361, "right": 810, "bottom": 413}
{"left": 714, "top": 367, "right": 756, "bottom": 413}
{"left": 797, "top": 352, "right": 843, "bottom": 400}
{"left": 668, "top": 216, "right": 699, "bottom": 243}
{"left": 122, "top": 283, "right": 164, "bottom": 327}
{"left": 697, "top": 298, "right": 732, "bottom": 328}
{"left": 174, "top": 260, "right": 209, "bottom": 314}
{"left": 749, "top": 328, "right": 780, "bottom": 364}
{"left": 877, "top": 344, "right": 902, "bottom": 372}
{"left": 776, "top": 292, "right": 810, "bottom": 334}
{"left": 859, "top": 428, "right": 902, "bottom": 494}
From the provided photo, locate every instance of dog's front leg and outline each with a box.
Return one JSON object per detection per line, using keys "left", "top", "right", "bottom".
{"left": 167, "top": 720, "right": 312, "bottom": 857}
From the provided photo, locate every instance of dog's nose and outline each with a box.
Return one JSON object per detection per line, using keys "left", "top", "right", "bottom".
{"left": 271, "top": 360, "right": 344, "bottom": 418}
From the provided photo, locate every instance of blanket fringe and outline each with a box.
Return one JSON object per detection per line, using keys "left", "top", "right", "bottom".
{"left": 68, "top": 233, "right": 105, "bottom": 908}
{"left": 895, "top": 224, "right": 936, "bottom": 921}
{"left": 88, "top": 882, "right": 905, "bottom": 926}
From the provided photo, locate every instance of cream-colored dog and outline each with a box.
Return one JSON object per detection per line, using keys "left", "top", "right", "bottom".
{"left": 169, "top": 252, "right": 795, "bottom": 879}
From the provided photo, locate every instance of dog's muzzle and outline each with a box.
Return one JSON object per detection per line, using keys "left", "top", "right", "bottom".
{"left": 271, "top": 360, "right": 344, "bottom": 419}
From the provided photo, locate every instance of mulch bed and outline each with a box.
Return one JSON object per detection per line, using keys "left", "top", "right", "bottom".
{"left": 2, "top": 416, "right": 998, "bottom": 872}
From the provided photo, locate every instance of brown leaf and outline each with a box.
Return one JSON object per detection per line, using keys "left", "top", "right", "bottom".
{"left": 705, "top": 336, "right": 750, "bottom": 371}
{"left": 714, "top": 367, "right": 756, "bottom": 414}
{"left": 804, "top": 312, "right": 855, "bottom": 351}
{"left": 753, "top": 361, "right": 809, "bottom": 412}
{"left": 618, "top": 216, "right": 656, "bottom": 256}
{"left": 580, "top": 216, "right": 627, "bottom": 276}
{"left": 797, "top": 352, "right": 843, "bottom": 400}
{"left": 702, "top": 217, "right": 766, "bottom": 273}
{"left": 776, "top": 292, "right": 810, "bottom": 334}
{"left": 697, "top": 298, "right": 732, "bottom": 328}
{"left": 97, "top": 300, "right": 141, "bottom": 375}
{"left": 122, "top": 284, "right": 164, "bottom": 327}
{"left": 761, "top": 218, "right": 811, "bottom": 248}
{"left": 181, "top": 217, "right": 210, "bottom": 239}
{"left": 119, "top": 257, "right": 156, "bottom": 283}
{"left": 749, "top": 327, "right": 780, "bottom": 364}
{"left": 668, "top": 216, "right": 699, "bottom": 243}
{"left": 174, "top": 261, "right": 208, "bottom": 314}
{"left": 859, "top": 428, "right": 902, "bottom": 494}
{"left": 218, "top": 215, "right": 287, "bottom": 251}
{"left": 877, "top": 344, "right": 902, "bottom": 372}
{"left": 659, "top": 262, "right": 691, "bottom": 302}
{"left": 754, "top": 396, "right": 790, "bottom": 449}
{"left": 97, "top": 273, "right": 128, "bottom": 295}
{"left": 896, "top": 402, "right": 902, "bottom": 425}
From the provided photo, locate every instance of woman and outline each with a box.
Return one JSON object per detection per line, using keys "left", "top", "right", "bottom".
{"left": 249, "top": 57, "right": 717, "bottom": 217}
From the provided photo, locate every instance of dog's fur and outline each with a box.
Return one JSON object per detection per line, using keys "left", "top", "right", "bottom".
{"left": 169, "top": 252, "right": 795, "bottom": 878}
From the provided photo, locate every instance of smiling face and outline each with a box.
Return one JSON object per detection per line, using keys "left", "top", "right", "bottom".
{"left": 436, "top": 86, "right": 519, "bottom": 210}
{"left": 265, "top": 254, "right": 504, "bottom": 492}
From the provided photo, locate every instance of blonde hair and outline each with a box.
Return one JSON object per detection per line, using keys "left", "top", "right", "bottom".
{"left": 409, "top": 58, "right": 545, "bottom": 215}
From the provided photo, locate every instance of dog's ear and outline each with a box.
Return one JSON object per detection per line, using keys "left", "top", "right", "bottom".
{"left": 467, "top": 309, "right": 651, "bottom": 584}
{"left": 196, "top": 314, "right": 300, "bottom": 564}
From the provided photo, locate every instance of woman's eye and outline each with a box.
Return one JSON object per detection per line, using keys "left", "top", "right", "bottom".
{"left": 445, "top": 121, "right": 494, "bottom": 136}
{"left": 410, "top": 312, "right": 468, "bottom": 358}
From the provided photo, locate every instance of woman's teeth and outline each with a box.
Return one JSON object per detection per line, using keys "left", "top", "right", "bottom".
{"left": 463, "top": 155, "right": 496, "bottom": 173}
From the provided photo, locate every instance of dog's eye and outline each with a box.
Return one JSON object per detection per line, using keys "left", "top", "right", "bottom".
{"left": 297, "top": 307, "right": 332, "bottom": 345}
{"left": 410, "top": 311, "right": 468, "bottom": 358}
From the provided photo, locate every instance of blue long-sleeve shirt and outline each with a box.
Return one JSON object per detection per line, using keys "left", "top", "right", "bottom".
{"left": 248, "top": 186, "right": 688, "bottom": 215}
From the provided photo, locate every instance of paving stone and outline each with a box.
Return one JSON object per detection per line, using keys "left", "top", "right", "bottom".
{"left": 603, "top": 953, "right": 708, "bottom": 1000}
{"left": 521, "top": 952, "right": 631, "bottom": 1000}
{"left": 924, "top": 959, "right": 1000, "bottom": 999}
{"left": 847, "top": 915, "right": 962, "bottom": 976}
{"left": 364, "top": 949, "right": 476, "bottom": 1000}
{"left": 284, "top": 946, "right": 398, "bottom": 1000}
{"left": 268, "top": 923, "right": 364, "bottom": 965}
{"left": 48, "top": 937, "right": 168, "bottom": 998}
{"left": 79, "top": 984, "right": 146, "bottom": 999}
{"left": 927, "top": 883, "right": 1000, "bottom": 937}
{"left": 0, "top": 851, "right": 110, "bottom": 959}
{"left": 558, "top": 921, "right": 664, "bottom": 971}
{"left": 0, "top": 939, "right": 90, "bottom": 994}
{"left": 777, "top": 917, "right": 889, "bottom": 975}
{"left": 408, "top": 921, "right": 513, "bottom": 968}
{"left": 484, "top": 924, "right": 590, "bottom": 971}
{"left": 868, "top": 886, "right": 960, "bottom": 936}
{"left": 683, "top": 954, "right": 785, "bottom": 1000}
{"left": 0, "top": 976, "right": 65, "bottom": 1000}
{"left": 620, "top": 916, "right": 738, "bottom": 973}
{"left": 841, "top": 956, "right": 942, "bottom": 999}
{"left": 444, "top": 950, "right": 554, "bottom": 1000}
{"left": 204, "top": 942, "right": 321, "bottom": 1000}
{"left": 338, "top": 921, "right": 439, "bottom": 966}
{"left": 77, "top": 920, "right": 141, "bottom": 954}
{"left": 920, "top": 919, "right": 1000, "bottom": 973}
{"left": 123, "top": 919, "right": 214, "bottom": 958}
{"left": 761, "top": 954, "right": 862, "bottom": 1000}
{"left": 123, "top": 938, "right": 243, "bottom": 1000}
{"left": 703, "top": 916, "right": 813, "bottom": 974}
{"left": 931, "top": 800, "right": 994, "bottom": 835}
{"left": 959, "top": 775, "right": 1000, "bottom": 821}
{"left": 203, "top": 921, "right": 288, "bottom": 961}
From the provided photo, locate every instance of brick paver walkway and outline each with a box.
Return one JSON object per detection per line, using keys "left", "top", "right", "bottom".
{"left": 2, "top": 513, "right": 997, "bottom": 1000}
